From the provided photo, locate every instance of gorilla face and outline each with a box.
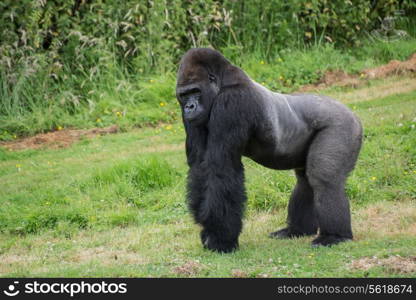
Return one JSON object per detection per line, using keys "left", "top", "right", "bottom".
{"left": 176, "top": 51, "right": 221, "bottom": 125}
{"left": 176, "top": 70, "right": 219, "bottom": 125}
{"left": 178, "top": 88, "right": 204, "bottom": 122}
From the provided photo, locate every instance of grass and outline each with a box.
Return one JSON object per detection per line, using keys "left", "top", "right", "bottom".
{"left": 0, "top": 75, "right": 415, "bottom": 277}
{"left": 1, "top": 37, "right": 415, "bottom": 138}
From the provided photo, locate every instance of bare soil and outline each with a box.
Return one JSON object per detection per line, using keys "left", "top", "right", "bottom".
{"left": 349, "top": 255, "right": 416, "bottom": 274}
{"left": 171, "top": 260, "right": 205, "bottom": 276}
{"left": 0, "top": 125, "right": 118, "bottom": 151}
{"left": 299, "top": 53, "right": 416, "bottom": 92}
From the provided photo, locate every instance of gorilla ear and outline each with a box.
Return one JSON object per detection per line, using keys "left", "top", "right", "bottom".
{"left": 221, "top": 65, "right": 247, "bottom": 88}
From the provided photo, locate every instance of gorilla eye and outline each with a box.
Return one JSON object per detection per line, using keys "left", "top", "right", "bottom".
{"left": 208, "top": 74, "right": 216, "bottom": 83}
{"left": 179, "top": 88, "right": 201, "bottom": 98}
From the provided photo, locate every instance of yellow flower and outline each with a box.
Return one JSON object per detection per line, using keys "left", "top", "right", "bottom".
{"left": 96, "top": 118, "right": 102, "bottom": 123}
{"left": 15, "top": 164, "right": 21, "bottom": 168}
{"left": 260, "top": 60, "right": 265, "bottom": 65}
{"left": 279, "top": 76, "right": 284, "bottom": 80}
{"left": 57, "top": 126, "right": 63, "bottom": 131}
{"left": 116, "top": 111, "right": 122, "bottom": 117}
{"left": 149, "top": 79, "right": 155, "bottom": 83}
{"left": 277, "top": 58, "right": 283, "bottom": 63}
{"left": 159, "top": 102, "right": 166, "bottom": 107}
{"left": 305, "top": 32, "right": 312, "bottom": 38}
{"left": 360, "top": 73, "right": 365, "bottom": 78}
{"left": 165, "top": 125, "right": 173, "bottom": 130}
{"left": 371, "top": 176, "right": 377, "bottom": 181}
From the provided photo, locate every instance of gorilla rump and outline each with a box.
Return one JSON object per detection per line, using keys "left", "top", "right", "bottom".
{"left": 176, "top": 48, "right": 362, "bottom": 253}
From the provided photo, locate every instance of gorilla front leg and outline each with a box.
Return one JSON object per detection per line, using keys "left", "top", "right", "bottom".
{"left": 197, "top": 155, "right": 246, "bottom": 253}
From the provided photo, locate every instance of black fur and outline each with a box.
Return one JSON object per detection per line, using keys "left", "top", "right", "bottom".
{"left": 176, "top": 48, "right": 362, "bottom": 253}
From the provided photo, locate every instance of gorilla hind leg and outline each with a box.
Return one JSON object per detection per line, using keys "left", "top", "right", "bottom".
{"left": 270, "top": 169, "right": 318, "bottom": 239}
{"left": 308, "top": 180, "right": 353, "bottom": 247}
{"left": 306, "top": 126, "right": 361, "bottom": 247}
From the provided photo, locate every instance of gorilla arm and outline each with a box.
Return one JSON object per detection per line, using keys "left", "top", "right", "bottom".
{"left": 196, "top": 90, "right": 251, "bottom": 253}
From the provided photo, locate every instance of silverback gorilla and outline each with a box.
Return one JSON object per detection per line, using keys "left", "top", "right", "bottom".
{"left": 176, "top": 48, "right": 362, "bottom": 253}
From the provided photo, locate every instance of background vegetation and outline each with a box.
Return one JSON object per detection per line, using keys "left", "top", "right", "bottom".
{"left": 1, "top": 0, "right": 415, "bottom": 137}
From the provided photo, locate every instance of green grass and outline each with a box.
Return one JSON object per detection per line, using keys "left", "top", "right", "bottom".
{"left": 1, "top": 38, "right": 415, "bottom": 138}
{"left": 0, "top": 76, "right": 415, "bottom": 277}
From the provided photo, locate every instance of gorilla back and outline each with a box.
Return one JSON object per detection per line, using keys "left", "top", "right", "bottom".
{"left": 176, "top": 48, "right": 362, "bottom": 253}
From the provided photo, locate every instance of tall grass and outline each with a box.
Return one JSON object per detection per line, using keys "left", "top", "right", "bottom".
{"left": 0, "top": 155, "right": 179, "bottom": 235}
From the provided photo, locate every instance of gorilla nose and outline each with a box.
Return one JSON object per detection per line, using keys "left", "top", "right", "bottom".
{"left": 184, "top": 101, "right": 197, "bottom": 114}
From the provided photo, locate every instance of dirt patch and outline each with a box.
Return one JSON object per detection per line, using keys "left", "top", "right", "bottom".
{"left": 333, "top": 76, "right": 416, "bottom": 104}
{"left": 231, "top": 269, "right": 249, "bottom": 278}
{"left": 0, "top": 253, "right": 36, "bottom": 276}
{"left": 349, "top": 255, "right": 416, "bottom": 274}
{"left": 0, "top": 125, "right": 118, "bottom": 151}
{"left": 363, "top": 53, "right": 416, "bottom": 79}
{"left": 315, "top": 69, "right": 361, "bottom": 89}
{"left": 353, "top": 201, "right": 416, "bottom": 239}
{"left": 299, "top": 53, "right": 416, "bottom": 92}
{"left": 171, "top": 260, "right": 204, "bottom": 277}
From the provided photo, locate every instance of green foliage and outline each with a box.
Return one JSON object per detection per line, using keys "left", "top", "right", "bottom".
{"left": 86, "top": 157, "right": 178, "bottom": 192}
{"left": 0, "top": 0, "right": 415, "bottom": 137}
{"left": 20, "top": 212, "right": 88, "bottom": 235}
{"left": 0, "top": 152, "right": 179, "bottom": 234}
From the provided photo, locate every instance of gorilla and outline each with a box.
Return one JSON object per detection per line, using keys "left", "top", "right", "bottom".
{"left": 176, "top": 48, "right": 362, "bottom": 253}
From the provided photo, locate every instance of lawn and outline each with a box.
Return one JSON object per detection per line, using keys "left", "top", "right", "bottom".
{"left": 0, "top": 76, "right": 415, "bottom": 277}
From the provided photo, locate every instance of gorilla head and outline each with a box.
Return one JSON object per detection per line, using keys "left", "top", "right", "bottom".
{"left": 176, "top": 48, "right": 362, "bottom": 253}
{"left": 176, "top": 48, "right": 248, "bottom": 125}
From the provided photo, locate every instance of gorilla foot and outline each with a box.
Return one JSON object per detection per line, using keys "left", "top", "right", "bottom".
{"left": 311, "top": 235, "right": 352, "bottom": 247}
{"left": 269, "top": 227, "right": 315, "bottom": 239}
{"left": 201, "top": 230, "right": 238, "bottom": 253}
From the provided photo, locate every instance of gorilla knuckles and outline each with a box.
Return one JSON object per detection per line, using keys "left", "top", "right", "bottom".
{"left": 176, "top": 48, "right": 363, "bottom": 253}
